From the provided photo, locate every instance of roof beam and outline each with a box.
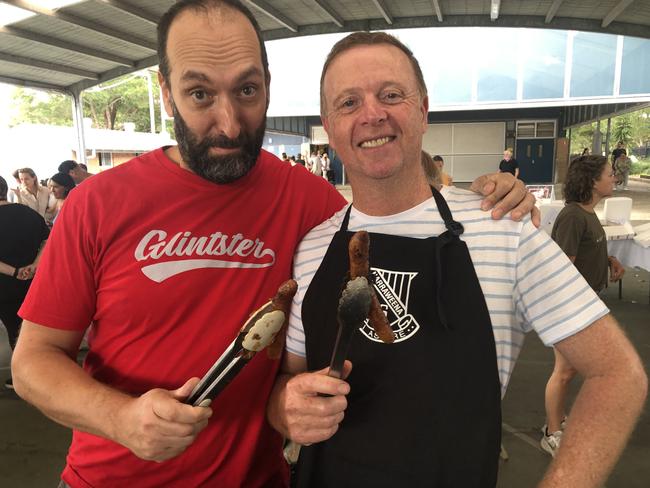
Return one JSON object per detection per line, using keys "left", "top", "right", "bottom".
{"left": 244, "top": 0, "right": 298, "bottom": 32}
{"left": 431, "top": 0, "right": 443, "bottom": 22}
{"left": 371, "top": 0, "right": 393, "bottom": 24}
{"left": 0, "top": 0, "right": 156, "bottom": 50}
{"left": 545, "top": 0, "right": 564, "bottom": 24}
{"left": 67, "top": 53, "right": 159, "bottom": 93}
{"left": 0, "top": 74, "right": 66, "bottom": 92}
{"left": 0, "top": 51, "right": 99, "bottom": 79}
{"left": 312, "top": 0, "right": 344, "bottom": 28}
{"left": 602, "top": 0, "right": 635, "bottom": 27}
{"left": 490, "top": 0, "right": 501, "bottom": 21}
{"left": 0, "top": 25, "right": 134, "bottom": 67}
{"left": 97, "top": 0, "right": 158, "bottom": 25}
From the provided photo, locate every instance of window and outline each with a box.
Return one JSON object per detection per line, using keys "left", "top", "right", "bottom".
{"left": 570, "top": 32, "right": 617, "bottom": 97}
{"left": 620, "top": 37, "right": 650, "bottom": 95}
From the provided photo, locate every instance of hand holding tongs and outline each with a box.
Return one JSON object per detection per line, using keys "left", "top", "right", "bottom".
{"left": 186, "top": 279, "right": 297, "bottom": 407}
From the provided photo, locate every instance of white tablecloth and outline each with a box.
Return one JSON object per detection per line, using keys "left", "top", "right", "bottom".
{"left": 608, "top": 239, "right": 650, "bottom": 271}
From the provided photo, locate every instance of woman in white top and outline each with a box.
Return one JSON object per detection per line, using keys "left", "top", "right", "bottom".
{"left": 14, "top": 168, "right": 55, "bottom": 220}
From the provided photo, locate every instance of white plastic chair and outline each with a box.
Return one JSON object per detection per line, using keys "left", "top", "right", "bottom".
{"left": 539, "top": 201, "right": 565, "bottom": 235}
{"left": 603, "top": 197, "right": 632, "bottom": 224}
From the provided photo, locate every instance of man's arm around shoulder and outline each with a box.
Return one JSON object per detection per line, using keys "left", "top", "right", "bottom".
{"left": 539, "top": 314, "right": 647, "bottom": 488}
{"left": 12, "top": 320, "right": 212, "bottom": 462}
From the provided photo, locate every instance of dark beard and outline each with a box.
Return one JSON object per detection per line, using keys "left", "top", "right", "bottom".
{"left": 172, "top": 101, "right": 266, "bottom": 184}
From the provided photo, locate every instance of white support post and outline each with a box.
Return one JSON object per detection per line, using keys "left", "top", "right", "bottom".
{"left": 71, "top": 90, "right": 87, "bottom": 165}
{"left": 146, "top": 70, "right": 155, "bottom": 134}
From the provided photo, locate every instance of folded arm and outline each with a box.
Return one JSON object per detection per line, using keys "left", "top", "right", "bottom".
{"left": 539, "top": 314, "right": 647, "bottom": 488}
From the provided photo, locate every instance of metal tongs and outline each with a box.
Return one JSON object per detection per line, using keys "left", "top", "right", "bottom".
{"left": 284, "top": 276, "right": 373, "bottom": 464}
{"left": 327, "top": 276, "right": 373, "bottom": 379}
{"left": 186, "top": 280, "right": 296, "bottom": 407}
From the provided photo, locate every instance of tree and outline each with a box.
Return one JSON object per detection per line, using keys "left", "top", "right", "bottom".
{"left": 611, "top": 116, "right": 634, "bottom": 147}
{"left": 569, "top": 122, "right": 596, "bottom": 155}
{"left": 10, "top": 87, "right": 72, "bottom": 126}
{"left": 83, "top": 71, "right": 162, "bottom": 132}
{"left": 10, "top": 70, "right": 164, "bottom": 133}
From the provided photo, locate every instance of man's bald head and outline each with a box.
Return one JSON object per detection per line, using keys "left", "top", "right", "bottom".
{"left": 157, "top": 0, "right": 269, "bottom": 85}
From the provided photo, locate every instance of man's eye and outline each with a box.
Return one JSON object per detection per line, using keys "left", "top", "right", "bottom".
{"left": 241, "top": 85, "right": 257, "bottom": 97}
{"left": 382, "top": 91, "right": 403, "bottom": 102}
{"left": 190, "top": 90, "right": 208, "bottom": 102}
{"left": 340, "top": 98, "right": 357, "bottom": 109}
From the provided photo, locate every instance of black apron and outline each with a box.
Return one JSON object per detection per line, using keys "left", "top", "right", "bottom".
{"left": 294, "top": 187, "right": 501, "bottom": 488}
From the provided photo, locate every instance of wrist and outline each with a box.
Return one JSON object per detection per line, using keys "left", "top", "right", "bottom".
{"left": 12, "top": 266, "right": 19, "bottom": 278}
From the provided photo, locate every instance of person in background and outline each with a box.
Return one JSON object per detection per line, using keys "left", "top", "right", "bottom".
{"left": 421, "top": 151, "right": 441, "bottom": 188}
{"left": 611, "top": 141, "right": 626, "bottom": 163}
{"left": 499, "top": 147, "right": 519, "bottom": 178}
{"left": 7, "top": 169, "right": 21, "bottom": 203}
{"left": 614, "top": 153, "right": 632, "bottom": 190}
{"left": 321, "top": 152, "right": 330, "bottom": 178}
{"left": 0, "top": 176, "right": 49, "bottom": 390}
{"left": 14, "top": 167, "right": 55, "bottom": 220}
{"left": 58, "top": 160, "right": 93, "bottom": 185}
{"left": 295, "top": 154, "right": 306, "bottom": 167}
{"left": 433, "top": 155, "right": 453, "bottom": 186}
{"left": 541, "top": 154, "right": 626, "bottom": 458}
{"left": 48, "top": 172, "right": 76, "bottom": 222}
{"left": 310, "top": 151, "right": 323, "bottom": 177}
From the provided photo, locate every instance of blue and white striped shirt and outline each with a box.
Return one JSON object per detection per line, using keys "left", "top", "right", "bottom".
{"left": 286, "top": 186, "right": 609, "bottom": 395}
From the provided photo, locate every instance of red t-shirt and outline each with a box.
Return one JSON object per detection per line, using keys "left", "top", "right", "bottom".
{"left": 20, "top": 148, "right": 346, "bottom": 488}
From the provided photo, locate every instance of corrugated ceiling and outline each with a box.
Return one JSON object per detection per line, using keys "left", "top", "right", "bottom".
{"left": 0, "top": 0, "right": 648, "bottom": 93}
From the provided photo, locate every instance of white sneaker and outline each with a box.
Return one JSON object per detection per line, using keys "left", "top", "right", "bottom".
{"left": 541, "top": 429, "right": 562, "bottom": 457}
{"left": 540, "top": 417, "right": 567, "bottom": 435}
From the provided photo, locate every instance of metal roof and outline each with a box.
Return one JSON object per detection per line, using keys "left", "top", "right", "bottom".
{"left": 1, "top": 0, "right": 650, "bottom": 94}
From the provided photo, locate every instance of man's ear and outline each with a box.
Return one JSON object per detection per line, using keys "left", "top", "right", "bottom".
{"left": 265, "top": 71, "right": 271, "bottom": 111}
{"left": 321, "top": 112, "right": 336, "bottom": 151}
{"left": 158, "top": 71, "right": 173, "bottom": 117}
{"left": 420, "top": 95, "right": 429, "bottom": 132}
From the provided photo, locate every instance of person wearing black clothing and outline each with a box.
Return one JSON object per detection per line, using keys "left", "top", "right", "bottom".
{"left": 499, "top": 148, "right": 519, "bottom": 178}
{"left": 611, "top": 141, "right": 626, "bottom": 163}
{"left": 0, "top": 176, "right": 49, "bottom": 389}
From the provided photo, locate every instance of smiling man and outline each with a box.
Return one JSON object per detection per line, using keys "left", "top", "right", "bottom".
{"left": 267, "top": 32, "right": 646, "bottom": 488}
{"left": 11, "top": 2, "right": 537, "bottom": 487}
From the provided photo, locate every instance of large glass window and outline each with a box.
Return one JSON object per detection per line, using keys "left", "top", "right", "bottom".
{"left": 620, "top": 37, "right": 650, "bottom": 95}
{"left": 476, "top": 29, "right": 517, "bottom": 102}
{"left": 398, "top": 28, "right": 473, "bottom": 105}
{"left": 570, "top": 32, "right": 617, "bottom": 97}
{"left": 521, "top": 29, "right": 566, "bottom": 100}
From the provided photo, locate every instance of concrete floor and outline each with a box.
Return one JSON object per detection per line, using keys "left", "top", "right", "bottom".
{"left": 1, "top": 178, "right": 649, "bottom": 487}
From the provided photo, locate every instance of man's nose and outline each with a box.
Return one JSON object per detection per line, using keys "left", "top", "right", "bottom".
{"left": 210, "top": 96, "right": 241, "bottom": 139}
{"left": 360, "top": 96, "right": 387, "bottom": 125}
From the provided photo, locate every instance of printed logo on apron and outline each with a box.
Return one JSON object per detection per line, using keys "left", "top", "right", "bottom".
{"left": 359, "top": 267, "right": 420, "bottom": 343}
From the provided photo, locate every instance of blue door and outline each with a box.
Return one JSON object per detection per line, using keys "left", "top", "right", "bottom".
{"left": 515, "top": 139, "right": 554, "bottom": 183}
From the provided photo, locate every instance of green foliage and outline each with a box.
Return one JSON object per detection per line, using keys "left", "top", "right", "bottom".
{"left": 631, "top": 158, "right": 650, "bottom": 176}
{"left": 570, "top": 109, "right": 650, "bottom": 156}
{"left": 83, "top": 71, "right": 162, "bottom": 132}
{"left": 569, "top": 122, "right": 597, "bottom": 155}
{"left": 10, "top": 87, "right": 73, "bottom": 126}
{"left": 611, "top": 116, "right": 634, "bottom": 146}
{"left": 10, "top": 70, "right": 163, "bottom": 132}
